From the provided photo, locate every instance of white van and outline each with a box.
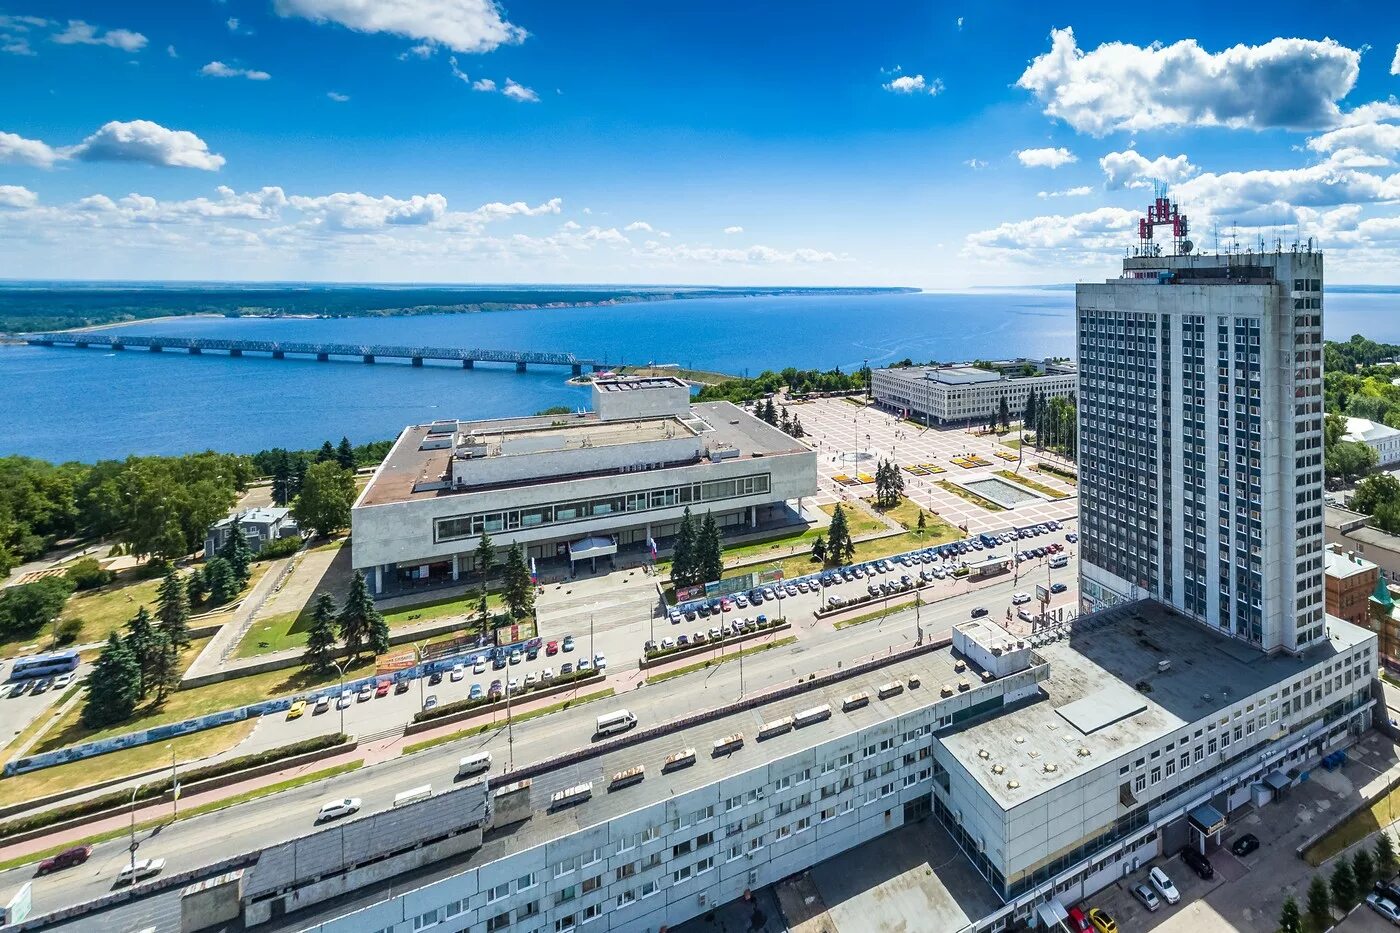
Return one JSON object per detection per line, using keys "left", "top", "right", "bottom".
{"left": 595, "top": 709, "right": 638, "bottom": 736}
{"left": 1049, "top": 555, "right": 1069, "bottom": 569}
{"left": 457, "top": 751, "right": 492, "bottom": 777}
{"left": 392, "top": 784, "right": 433, "bottom": 808}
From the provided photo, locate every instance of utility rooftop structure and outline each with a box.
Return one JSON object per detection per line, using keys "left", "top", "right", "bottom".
{"left": 351, "top": 378, "right": 817, "bottom": 595}
{"left": 870, "top": 358, "right": 1076, "bottom": 426}
{"left": 1076, "top": 194, "right": 1326, "bottom": 654}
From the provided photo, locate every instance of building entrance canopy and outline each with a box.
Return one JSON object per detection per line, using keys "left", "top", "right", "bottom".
{"left": 567, "top": 535, "right": 618, "bottom": 562}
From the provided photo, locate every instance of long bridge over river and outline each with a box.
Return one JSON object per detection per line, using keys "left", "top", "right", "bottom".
{"left": 23, "top": 332, "right": 606, "bottom": 374}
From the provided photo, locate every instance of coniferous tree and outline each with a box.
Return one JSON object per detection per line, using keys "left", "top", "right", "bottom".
{"left": 218, "top": 521, "right": 253, "bottom": 588}
{"left": 1023, "top": 390, "right": 1038, "bottom": 435}
{"left": 502, "top": 542, "right": 534, "bottom": 619}
{"left": 699, "top": 512, "right": 723, "bottom": 585}
{"left": 1377, "top": 832, "right": 1398, "bottom": 879}
{"left": 155, "top": 564, "right": 191, "bottom": 649}
{"left": 779, "top": 407, "right": 792, "bottom": 434}
{"left": 1306, "top": 875, "right": 1331, "bottom": 929}
{"left": 335, "top": 436, "right": 356, "bottom": 471}
{"left": 1278, "top": 895, "right": 1302, "bottom": 933}
{"left": 475, "top": 532, "right": 496, "bottom": 589}
{"left": 916, "top": 510, "right": 927, "bottom": 536}
{"left": 302, "top": 593, "right": 340, "bottom": 675}
{"left": 316, "top": 440, "right": 337, "bottom": 463}
{"left": 271, "top": 451, "right": 295, "bottom": 506}
{"left": 185, "top": 566, "right": 208, "bottom": 606}
{"left": 338, "top": 570, "right": 381, "bottom": 659}
{"left": 147, "top": 628, "right": 180, "bottom": 701}
{"left": 124, "top": 605, "right": 156, "bottom": 697}
{"left": 998, "top": 397, "right": 1011, "bottom": 432}
{"left": 82, "top": 633, "right": 141, "bottom": 728}
{"left": 811, "top": 533, "right": 827, "bottom": 565}
{"left": 1332, "top": 859, "right": 1358, "bottom": 910}
{"left": 673, "top": 507, "right": 697, "bottom": 586}
{"left": 204, "top": 556, "right": 238, "bottom": 605}
{"left": 827, "top": 504, "right": 855, "bottom": 566}
{"left": 1354, "top": 847, "right": 1376, "bottom": 891}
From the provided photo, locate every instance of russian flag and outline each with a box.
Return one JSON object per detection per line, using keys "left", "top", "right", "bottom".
{"left": 648, "top": 536, "right": 658, "bottom": 559}
{"left": 530, "top": 557, "right": 537, "bottom": 585}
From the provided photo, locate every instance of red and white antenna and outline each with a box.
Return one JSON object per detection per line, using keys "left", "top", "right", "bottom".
{"left": 1137, "top": 181, "right": 1190, "bottom": 254}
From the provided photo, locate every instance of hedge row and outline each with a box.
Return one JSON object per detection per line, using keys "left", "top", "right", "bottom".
{"left": 411, "top": 669, "right": 598, "bottom": 724}
{"left": 0, "top": 732, "right": 348, "bottom": 840}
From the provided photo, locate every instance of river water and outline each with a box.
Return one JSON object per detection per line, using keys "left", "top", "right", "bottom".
{"left": 2, "top": 287, "right": 1395, "bottom": 461}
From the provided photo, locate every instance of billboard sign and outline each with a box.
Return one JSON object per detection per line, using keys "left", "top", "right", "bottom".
{"left": 1036, "top": 584, "right": 1050, "bottom": 605}
{"left": 1, "top": 882, "right": 32, "bottom": 925}
{"left": 675, "top": 584, "right": 706, "bottom": 603}
{"left": 757, "top": 568, "right": 785, "bottom": 584}
{"left": 376, "top": 650, "right": 418, "bottom": 675}
{"left": 705, "top": 573, "right": 754, "bottom": 598}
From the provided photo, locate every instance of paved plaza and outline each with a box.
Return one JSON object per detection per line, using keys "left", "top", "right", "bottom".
{"left": 786, "top": 397, "right": 1078, "bottom": 534}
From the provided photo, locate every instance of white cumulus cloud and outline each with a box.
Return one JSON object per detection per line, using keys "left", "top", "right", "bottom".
{"left": 0, "top": 185, "right": 37, "bottom": 208}
{"left": 201, "top": 60, "right": 272, "bottom": 80}
{"left": 1037, "top": 187, "right": 1092, "bottom": 198}
{"left": 288, "top": 191, "right": 449, "bottom": 230}
{"left": 51, "top": 19, "right": 147, "bottom": 52}
{"left": 1100, "top": 150, "right": 1198, "bottom": 189}
{"left": 883, "top": 74, "right": 943, "bottom": 96}
{"left": 68, "top": 120, "right": 227, "bottom": 171}
{"left": 1306, "top": 123, "right": 1400, "bottom": 166}
{"left": 1017, "top": 147, "right": 1076, "bottom": 168}
{"left": 1393, "top": 44, "right": 1400, "bottom": 76}
{"left": 274, "top": 0, "right": 526, "bottom": 54}
{"left": 624, "top": 221, "right": 653, "bottom": 233}
{"left": 327, "top": 91, "right": 350, "bottom": 102}
{"left": 723, "top": 225, "right": 743, "bottom": 234}
{"left": 501, "top": 78, "right": 538, "bottom": 102}
{"left": 0, "top": 130, "right": 63, "bottom": 168}
{"left": 1018, "top": 27, "right": 1362, "bottom": 134}
{"left": 472, "top": 77, "right": 495, "bottom": 91}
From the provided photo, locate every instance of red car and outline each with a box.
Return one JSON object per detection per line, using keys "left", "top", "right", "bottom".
{"left": 37, "top": 845, "right": 92, "bottom": 875}
{"left": 375, "top": 680, "right": 392, "bottom": 698}
{"left": 1066, "top": 906, "right": 1091, "bottom": 933}
{"left": 546, "top": 640, "right": 559, "bottom": 656}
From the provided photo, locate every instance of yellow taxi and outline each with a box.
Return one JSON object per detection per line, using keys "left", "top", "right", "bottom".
{"left": 1087, "top": 908, "right": 1117, "bottom": 933}
{"left": 286, "top": 698, "right": 307, "bottom": 720}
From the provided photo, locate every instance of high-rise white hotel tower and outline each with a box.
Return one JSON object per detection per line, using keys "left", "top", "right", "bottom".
{"left": 1076, "top": 196, "right": 1326, "bottom": 654}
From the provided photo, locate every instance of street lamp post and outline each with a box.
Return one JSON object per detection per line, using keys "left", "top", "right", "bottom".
{"left": 331, "top": 657, "right": 351, "bottom": 736}
{"left": 128, "top": 785, "right": 139, "bottom": 876}
{"left": 413, "top": 640, "right": 429, "bottom": 711}
{"left": 169, "top": 744, "right": 179, "bottom": 820}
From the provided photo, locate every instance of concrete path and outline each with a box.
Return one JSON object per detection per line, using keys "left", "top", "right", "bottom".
{"left": 180, "top": 553, "right": 297, "bottom": 682}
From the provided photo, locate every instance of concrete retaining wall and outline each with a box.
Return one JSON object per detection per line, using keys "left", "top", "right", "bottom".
{"left": 402, "top": 675, "right": 608, "bottom": 736}
{"left": 637, "top": 622, "right": 793, "bottom": 670}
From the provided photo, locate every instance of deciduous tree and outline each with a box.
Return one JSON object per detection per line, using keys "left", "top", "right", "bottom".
{"left": 293, "top": 461, "right": 356, "bottom": 536}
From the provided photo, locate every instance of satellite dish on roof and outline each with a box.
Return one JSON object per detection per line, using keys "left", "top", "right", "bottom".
{"left": 1181, "top": 239, "right": 1194, "bottom": 254}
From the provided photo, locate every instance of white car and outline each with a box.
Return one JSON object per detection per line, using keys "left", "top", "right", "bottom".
{"left": 116, "top": 857, "right": 165, "bottom": 884}
{"left": 317, "top": 797, "right": 361, "bottom": 822}
{"left": 1011, "top": 593, "right": 1031, "bottom": 605}
{"left": 1148, "top": 866, "right": 1180, "bottom": 905}
{"left": 576, "top": 658, "right": 592, "bottom": 673}
{"left": 336, "top": 689, "right": 353, "bottom": 709}
{"left": 524, "top": 672, "right": 540, "bottom": 688}
{"left": 472, "top": 659, "right": 487, "bottom": 675}
{"left": 52, "top": 672, "right": 76, "bottom": 689}
{"left": 450, "top": 664, "right": 465, "bottom": 682}
{"left": 1017, "top": 608, "right": 1032, "bottom": 622}
{"left": 593, "top": 654, "right": 607, "bottom": 671}
{"left": 660, "top": 637, "right": 676, "bottom": 650}
{"left": 541, "top": 666, "right": 555, "bottom": 681}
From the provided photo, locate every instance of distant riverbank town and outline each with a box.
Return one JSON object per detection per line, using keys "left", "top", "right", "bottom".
{"left": 350, "top": 376, "right": 818, "bottom": 596}
{"left": 870, "top": 357, "right": 1077, "bottom": 425}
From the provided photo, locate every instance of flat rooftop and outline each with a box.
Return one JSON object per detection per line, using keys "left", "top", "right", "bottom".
{"left": 877, "top": 364, "right": 1072, "bottom": 386}
{"left": 1327, "top": 548, "right": 1377, "bottom": 579}
{"left": 356, "top": 400, "right": 806, "bottom": 508}
{"left": 594, "top": 376, "right": 689, "bottom": 392}
{"left": 229, "top": 645, "right": 983, "bottom": 932}
{"left": 939, "top": 601, "right": 1372, "bottom": 809}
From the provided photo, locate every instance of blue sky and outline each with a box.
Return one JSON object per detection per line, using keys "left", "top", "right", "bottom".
{"left": 2, "top": 0, "right": 1400, "bottom": 286}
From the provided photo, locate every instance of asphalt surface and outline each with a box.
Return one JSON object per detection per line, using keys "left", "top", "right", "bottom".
{"left": 0, "top": 551, "right": 1077, "bottom": 923}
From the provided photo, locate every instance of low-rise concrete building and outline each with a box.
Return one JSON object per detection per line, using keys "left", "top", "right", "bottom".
{"left": 1344, "top": 417, "right": 1400, "bottom": 466}
{"left": 350, "top": 377, "right": 818, "bottom": 596}
{"left": 204, "top": 507, "right": 298, "bottom": 557}
{"left": 1326, "top": 506, "right": 1400, "bottom": 583}
{"left": 871, "top": 360, "right": 1076, "bottom": 426}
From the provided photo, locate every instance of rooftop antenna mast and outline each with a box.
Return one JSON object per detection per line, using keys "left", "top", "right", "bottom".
{"left": 1137, "top": 181, "right": 1190, "bottom": 256}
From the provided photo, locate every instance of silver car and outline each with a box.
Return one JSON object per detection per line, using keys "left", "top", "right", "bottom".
{"left": 1133, "top": 883, "right": 1161, "bottom": 912}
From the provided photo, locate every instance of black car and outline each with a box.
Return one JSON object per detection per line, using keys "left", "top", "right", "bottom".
{"left": 970, "top": 607, "right": 988, "bottom": 618}
{"left": 1376, "top": 878, "right": 1400, "bottom": 904}
{"left": 394, "top": 679, "right": 410, "bottom": 695}
{"left": 526, "top": 648, "right": 539, "bottom": 661}
{"left": 1050, "top": 582, "right": 1068, "bottom": 594}
{"left": 428, "top": 671, "right": 443, "bottom": 686}
{"left": 1180, "top": 847, "right": 1214, "bottom": 879}
{"left": 1230, "top": 833, "right": 1259, "bottom": 857}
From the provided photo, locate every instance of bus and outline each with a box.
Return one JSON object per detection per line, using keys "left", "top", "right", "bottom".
{"left": 9, "top": 652, "right": 79, "bottom": 682}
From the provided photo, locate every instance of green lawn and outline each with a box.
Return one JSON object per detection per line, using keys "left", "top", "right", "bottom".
{"left": 1000, "top": 437, "right": 1023, "bottom": 451}
{"left": 1304, "top": 789, "right": 1400, "bottom": 866}
{"left": 1032, "top": 463, "right": 1078, "bottom": 486}
{"left": 0, "top": 562, "right": 271, "bottom": 657}
{"left": 864, "top": 496, "right": 956, "bottom": 537}
{"left": 994, "top": 470, "right": 1072, "bottom": 500}
{"left": 833, "top": 598, "right": 923, "bottom": 630}
{"left": 238, "top": 588, "right": 505, "bottom": 658}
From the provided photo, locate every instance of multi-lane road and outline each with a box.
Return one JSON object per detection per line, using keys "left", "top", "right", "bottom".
{"left": 0, "top": 542, "right": 1078, "bottom": 924}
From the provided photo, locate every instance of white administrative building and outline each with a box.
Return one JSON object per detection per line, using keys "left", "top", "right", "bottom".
{"left": 870, "top": 359, "right": 1076, "bottom": 425}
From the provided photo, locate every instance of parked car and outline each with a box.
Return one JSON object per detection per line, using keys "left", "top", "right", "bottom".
{"left": 423, "top": 694, "right": 439, "bottom": 711}
{"left": 541, "top": 667, "right": 555, "bottom": 682}
{"left": 1180, "top": 846, "right": 1214, "bottom": 879}
{"left": 1132, "top": 883, "right": 1160, "bottom": 912}
{"left": 563, "top": 636, "right": 576, "bottom": 652}
{"left": 1066, "top": 531, "right": 1078, "bottom": 542}
{"left": 677, "top": 635, "right": 690, "bottom": 647}
{"left": 668, "top": 609, "right": 682, "bottom": 624}
{"left": 469, "top": 683, "right": 484, "bottom": 700}
{"left": 546, "top": 640, "right": 559, "bottom": 655}
{"left": 594, "top": 653, "right": 607, "bottom": 671}
{"left": 1230, "top": 833, "right": 1259, "bottom": 857}
{"left": 1017, "top": 608, "right": 1033, "bottom": 622}
{"left": 1148, "top": 866, "right": 1180, "bottom": 904}
{"left": 684, "top": 609, "right": 698, "bottom": 621}
{"left": 116, "top": 858, "right": 165, "bottom": 885}
{"left": 524, "top": 672, "right": 539, "bottom": 688}
{"left": 487, "top": 682, "right": 503, "bottom": 700}
{"left": 1065, "top": 906, "right": 1091, "bottom": 932}
{"left": 313, "top": 695, "right": 330, "bottom": 714}
{"left": 52, "top": 672, "right": 75, "bottom": 689}
{"left": 1012, "top": 593, "right": 1031, "bottom": 605}
{"left": 316, "top": 798, "right": 361, "bottom": 822}
{"left": 709, "top": 626, "right": 723, "bottom": 640}
{"left": 336, "top": 689, "right": 353, "bottom": 709}
{"left": 509, "top": 650, "right": 523, "bottom": 666}
{"left": 37, "top": 845, "right": 92, "bottom": 875}
{"left": 375, "top": 680, "right": 392, "bottom": 698}
{"left": 1368, "top": 893, "right": 1400, "bottom": 925}
{"left": 286, "top": 698, "right": 307, "bottom": 720}
{"left": 395, "top": 679, "right": 410, "bottom": 695}
{"left": 1087, "top": 908, "right": 1117, "bottom": 933}
{"left": 561, "top": 662, "right": 575, "bottom": 675}
{"left": 357, "top": 684, "right": 374, "bottom": 702}
{"left": 492, "top": 655, "right": 507, "bottom": 670}
{"left": 428, "top": 671, "right": 443, "bottom": 686}
{"left": 576, "top": 658, "right": 592, "bottom": 672}
{"left": 1376, "top": 878, "right": 1400, "bottom": 904}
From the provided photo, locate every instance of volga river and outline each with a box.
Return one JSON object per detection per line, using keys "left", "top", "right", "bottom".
{"left": 2, "top": 287, "right": 1396, "bottom": 462}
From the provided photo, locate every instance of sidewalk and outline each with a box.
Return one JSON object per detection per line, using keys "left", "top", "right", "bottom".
{"left": 182, "top": 554, "right": 295, "bottom": 681}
